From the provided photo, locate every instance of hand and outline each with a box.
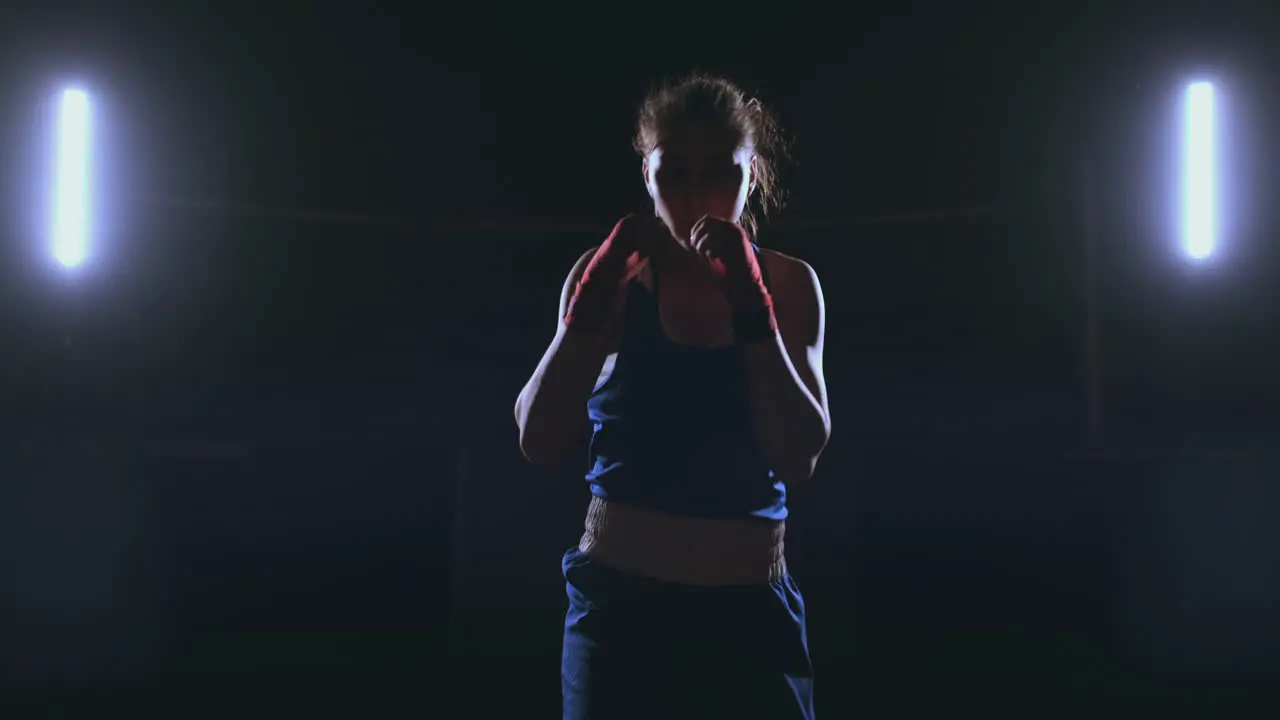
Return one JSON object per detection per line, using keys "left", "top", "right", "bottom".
{"left": 687, "top": 215, "right": 755, "bottom": 281}
{"left": 596, "top": 214, "right": 670, "bottom": 284}
{"left": 564, "top": 214, "right": 673, "bottom": 335}
{"left": 587, "top": 215, "right": 651, "bottom": 287}
{"left": 687, "top": 215, "right": 771, "bottom": 312}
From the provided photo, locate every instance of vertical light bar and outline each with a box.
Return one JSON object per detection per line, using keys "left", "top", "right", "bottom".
{"left": 54, "top": 88, "right": 91, "bottom": 268}
{"left": 1182, "top": 81, "right": 1215, "bottom": 260}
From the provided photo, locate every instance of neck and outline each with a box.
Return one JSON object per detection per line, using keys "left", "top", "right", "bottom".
{"left": 653, "top": 246, "right": 721, "bottom": 290}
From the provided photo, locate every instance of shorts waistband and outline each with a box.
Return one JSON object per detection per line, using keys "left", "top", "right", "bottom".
{"left": 578, "top": 496, "right": 787, "bottom": 586}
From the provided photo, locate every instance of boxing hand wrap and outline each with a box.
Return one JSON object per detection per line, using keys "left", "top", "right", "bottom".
{"left": 563, "top": 220, "right": 644, "bottom": 336}
{"left": 563, "top": 278, "right": 626, "bottom": 336}
{"left": 716, "top": 229, "right": 779, "bottom": 346}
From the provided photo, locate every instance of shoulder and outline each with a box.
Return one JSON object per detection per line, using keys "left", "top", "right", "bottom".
{"left": 559, "top": 246, "right": 601, "bottom": 296}
{"left": 759, "top": 248, "right": 825, "bottom": 343}
{"left": 759, "top": 248, "right": 823, "bottom": 303}
{"left": 555, "top": 247, "right": 601, "bottom": 319}
{"left": 568, "top": 246, "right": 601, "bottom": 284}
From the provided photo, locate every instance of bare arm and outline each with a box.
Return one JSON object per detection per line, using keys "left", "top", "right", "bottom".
{"left": 514, "top": 248, "right": 617, "bottom": 465}
{"left": 741, "top": 252, "right": 832, "bottom": 484}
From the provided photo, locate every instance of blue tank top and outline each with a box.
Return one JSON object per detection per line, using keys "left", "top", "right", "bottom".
{"left": 583, "top": 249, "right": 787, "bottom": 522}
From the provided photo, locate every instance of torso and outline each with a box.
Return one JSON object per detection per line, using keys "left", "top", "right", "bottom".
{"left": 595, "top": 249, "right": 784, "bottom": 389}
{"left": 580, "top": 245, "right": 791, "bottom": 580}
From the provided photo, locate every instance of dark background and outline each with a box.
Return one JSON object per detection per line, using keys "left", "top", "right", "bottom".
{"left": 1, "top": 4, "right": 1278, "bottom": 717}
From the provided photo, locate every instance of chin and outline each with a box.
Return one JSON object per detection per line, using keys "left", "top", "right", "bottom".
{"left": 661, "top": 226, "right": 688, "bottom": 246}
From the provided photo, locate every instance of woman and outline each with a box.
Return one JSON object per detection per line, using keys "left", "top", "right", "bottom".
{"left": 514, "top": 73, "right": 831, "bottom": 719}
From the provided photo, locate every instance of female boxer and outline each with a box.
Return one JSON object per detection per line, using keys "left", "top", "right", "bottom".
{"left": 515, "top": 73, "right": 830, "bottom": 719}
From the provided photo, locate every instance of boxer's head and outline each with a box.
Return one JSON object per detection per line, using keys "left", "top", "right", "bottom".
{"left": 635, "top": 73, "right": 788, "bottom": 244}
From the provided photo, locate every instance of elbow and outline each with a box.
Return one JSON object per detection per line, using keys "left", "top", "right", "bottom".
{"left": 517, "top": 432, "right": 566, "bottom": 467}
{"left": 513, "top": 392, "right": 575, "bottom": 466}
{"left": 514, "top": 416, "right": 571, "bottom": 467}
{"left": 767, "top": 424, "right": 829, "bottom": 485}
{"left": 774, "top": 454, "right": 821, "bottom": 485}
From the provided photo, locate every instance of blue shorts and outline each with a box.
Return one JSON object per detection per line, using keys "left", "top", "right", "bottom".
{"left": 560, "top": 547, "right": 816, "bottom": 719}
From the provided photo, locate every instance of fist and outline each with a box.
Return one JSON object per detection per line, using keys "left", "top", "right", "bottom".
{"left": 608, "top": 213, "right": 673, "bottom": 258}
{"left": 687, "top": 215, "right": 754, "bottom": 278}
{"left": 585, "top": 214, "right": 672, "bottom": 289}
{"left": 687, "top": 215, "right": 771, "bottom": 311}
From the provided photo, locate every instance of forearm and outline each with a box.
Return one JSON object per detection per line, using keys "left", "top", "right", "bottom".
{"left": 742, "top": 334, "right": 829, "bottom": 482}
{"left": 515, "top": 329, "right": 611, "bottom": 464}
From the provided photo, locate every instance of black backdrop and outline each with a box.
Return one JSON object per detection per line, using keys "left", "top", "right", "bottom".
{"left": 2, "top": 214, "right": 1277, "bottom": 717}
{"left": 1, "top": 4, "right": 1278, "bottom": 716}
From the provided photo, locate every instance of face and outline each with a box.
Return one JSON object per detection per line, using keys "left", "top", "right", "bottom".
{"left": 643, "top": 122, "right": 756, "bottom": 245}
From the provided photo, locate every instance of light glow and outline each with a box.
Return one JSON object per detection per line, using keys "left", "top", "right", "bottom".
{"left": 53, "top": 88, "right": 91, "bottom": 268}
{"left": 1181, "top": 82, "right": 1216, "bottom": 260}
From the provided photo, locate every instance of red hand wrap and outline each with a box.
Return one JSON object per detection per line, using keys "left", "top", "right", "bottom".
{"left": 563, "top": 220, "right": 644, "bottom": 335}
{"left": 713, "top": 227, "right": 778, "bottom": 344}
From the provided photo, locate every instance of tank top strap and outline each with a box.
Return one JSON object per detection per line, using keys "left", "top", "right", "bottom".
{"left": 620, "top": 275, "right": 660, "bottom": 344}
{"left": 752, "top": 243, "right": 773, "bottom": 291}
